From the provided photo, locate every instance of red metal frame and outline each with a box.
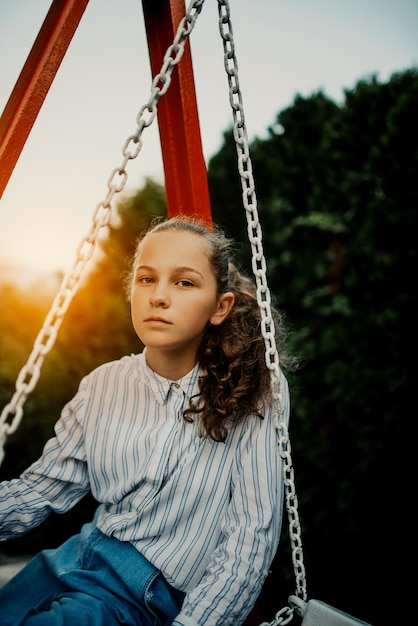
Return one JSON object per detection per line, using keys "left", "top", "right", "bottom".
{"left": 0, "top": 0, "right": 212, "bottom": 225}
{"left": 142, "top": 0, "right": 212, "bottom": 226}
{"left": 0, "top": 0, "right": 89, "bottom": 199}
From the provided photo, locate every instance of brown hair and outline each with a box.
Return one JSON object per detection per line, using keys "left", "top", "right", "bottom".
{"left": 127, "top": 215, "right": 291, "bottom": 442}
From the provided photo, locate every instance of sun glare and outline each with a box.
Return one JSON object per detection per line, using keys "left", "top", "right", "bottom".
{"left": 0, "top": 206, "right": 95, "bottom": 279}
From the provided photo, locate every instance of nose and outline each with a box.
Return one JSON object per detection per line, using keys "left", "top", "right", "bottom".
{"left": 149, "top": 282, "right": 169, "bottom": 307}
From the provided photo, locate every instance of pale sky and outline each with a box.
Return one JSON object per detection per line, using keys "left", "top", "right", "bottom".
{"left": 0, "top": 0, "right": 417, "bottom": 274}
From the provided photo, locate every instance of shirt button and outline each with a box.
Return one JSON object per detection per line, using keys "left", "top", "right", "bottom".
{"left": 172, "top": 382, "right": 180, "bottom": 389}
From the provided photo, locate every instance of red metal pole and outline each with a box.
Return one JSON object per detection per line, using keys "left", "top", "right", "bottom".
{"left": 0, "top": 0, "right": 90, "bottom": 199}
{"left": 0, "top": 0, "right": 212, "bottom": 227}
{"left": 141, "top": 0, "right": 212, "bottom": 226}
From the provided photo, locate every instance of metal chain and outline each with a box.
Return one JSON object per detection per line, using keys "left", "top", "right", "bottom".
{"left": 0, "top": 0, "right": 206, "bottom": 465}
{"left": 216, "top": 2, "right": 308, "bottom": 624}
{"left": 1, "top": 3, "right": 307, "bottom": 624}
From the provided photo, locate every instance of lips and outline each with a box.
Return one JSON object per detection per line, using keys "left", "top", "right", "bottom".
{"left": 144, "top": 317, "right": 171, "bottom": 324}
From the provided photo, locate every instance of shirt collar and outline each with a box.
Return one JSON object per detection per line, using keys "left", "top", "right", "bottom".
{"left": 135, "top": 349, "right": 201, "bottom": 405}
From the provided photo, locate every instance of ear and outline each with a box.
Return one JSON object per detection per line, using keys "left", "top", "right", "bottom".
{"left": 210, "top": 292, "right": 235, "bottom": 326}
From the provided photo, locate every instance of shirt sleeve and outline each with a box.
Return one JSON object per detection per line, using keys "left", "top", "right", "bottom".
{"left": 172, "top": 378, "right": 289, "bottom": 626}
{"left": 0, "top": 378, "right": 91, "bottom": 541}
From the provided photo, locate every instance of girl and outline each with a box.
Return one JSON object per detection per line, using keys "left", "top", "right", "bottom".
{"left": 0, "top": 216, "right": 291, "bottom": 626}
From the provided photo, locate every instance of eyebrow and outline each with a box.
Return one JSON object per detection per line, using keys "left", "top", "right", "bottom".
{"left": 135, "top": 265, "right": 204, "bottom": 279}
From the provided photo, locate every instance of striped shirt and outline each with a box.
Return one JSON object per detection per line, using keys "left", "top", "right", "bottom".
{"left": 0, "top": 351, "right": 289, "bottom": 625}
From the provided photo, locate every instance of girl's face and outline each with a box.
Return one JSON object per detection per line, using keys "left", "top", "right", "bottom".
{"left": 130, "top": 230, "right": 234, "bottom": 378}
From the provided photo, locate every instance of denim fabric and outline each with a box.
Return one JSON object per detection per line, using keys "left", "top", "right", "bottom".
{"left": 0, "top": 522, "right": 185, "bottom": 625}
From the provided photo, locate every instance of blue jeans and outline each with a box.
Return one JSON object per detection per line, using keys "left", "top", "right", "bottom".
{"left": 0, "top": 522, "right": 185, "bottom": 625}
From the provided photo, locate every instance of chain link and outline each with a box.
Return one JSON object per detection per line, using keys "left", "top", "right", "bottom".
{"left": 0, "top": 0, "right": 206, "bottom": 465}
{"left": 216, "top": 1, "right": 308, "bottom": 622}
{"left": 259, "top": 606, "right": 295, "bottom": 626}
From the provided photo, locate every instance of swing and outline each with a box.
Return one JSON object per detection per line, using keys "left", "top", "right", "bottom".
{"left": 0, "top": 2, "right": 372, "bottom": 625}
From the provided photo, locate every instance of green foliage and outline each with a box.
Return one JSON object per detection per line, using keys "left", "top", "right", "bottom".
{"left": 208, "top": 68, "right": 417, "bottom": 624}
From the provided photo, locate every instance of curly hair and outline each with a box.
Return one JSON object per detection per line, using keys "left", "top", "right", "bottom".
{"left": 127, "top": 215, "right": 291, "bottom": 442}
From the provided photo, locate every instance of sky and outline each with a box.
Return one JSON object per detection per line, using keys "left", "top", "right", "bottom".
{"left": 0, "top": 0, "right": 417, "bottom": 275}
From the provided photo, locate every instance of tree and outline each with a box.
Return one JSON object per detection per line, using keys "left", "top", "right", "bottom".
{"left": 207, "top": 68, "right": 417, "bottom": 625}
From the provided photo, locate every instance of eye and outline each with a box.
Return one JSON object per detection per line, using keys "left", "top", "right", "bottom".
{"left": 136, "top": 275, "right": 154, "bottom": 284}
{"left": 177, "top": 279, "right": 194, "bottom": 288}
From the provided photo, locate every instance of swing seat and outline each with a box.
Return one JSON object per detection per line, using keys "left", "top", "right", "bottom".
{"left": 289, "top": 596, "right": 371, "bottom": 626}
